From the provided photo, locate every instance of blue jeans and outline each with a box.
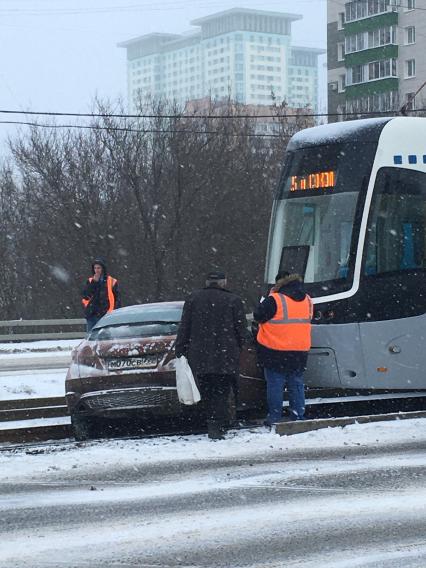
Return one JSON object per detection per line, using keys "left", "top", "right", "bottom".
{"left": 264, "top": 367, "right": 305, "bottom": 424}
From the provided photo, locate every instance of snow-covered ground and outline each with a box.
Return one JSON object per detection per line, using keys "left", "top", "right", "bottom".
{"left": 0, "top": 368, "right": 67, "bottom": 401}
{"left": 1, "top": 418, "right": 425, "bottom": 481}
{"left": 0, "top": 339, "right": 79, "bottom": 401}
{"left": 1, "top": 419, "right": 425, "bottom": 567}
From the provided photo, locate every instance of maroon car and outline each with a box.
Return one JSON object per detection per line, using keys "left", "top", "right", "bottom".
{"left": 65, "top": 301, "right": 265, "bottom": 439}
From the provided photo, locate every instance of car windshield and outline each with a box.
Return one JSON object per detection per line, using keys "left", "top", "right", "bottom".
{"left": 89, "top": 305, "right": 183, "bottom": 340}
{"left": 89, "top": 320, "right": 180, "bottom": 341}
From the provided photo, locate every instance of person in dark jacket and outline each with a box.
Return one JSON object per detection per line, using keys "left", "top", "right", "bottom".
{"left": 254, "top": 271, "right": 312, "bottom": 425}
{"left": 81, "top": 258, "right": 121, "bottom": 332}
{"left": 175, "top": 270, "right": 249, "bottom": 440}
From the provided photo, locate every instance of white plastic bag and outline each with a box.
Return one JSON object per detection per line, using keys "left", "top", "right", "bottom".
{"left": 175, "top": 356, "right": 201, "bottom": 405}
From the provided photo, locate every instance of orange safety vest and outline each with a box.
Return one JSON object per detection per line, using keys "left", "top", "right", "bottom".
{"left": 81, "top": 275, "right": 117, "bottom": 313}
{"left": 257, "top": 292, "right": 313, "bottom": 352}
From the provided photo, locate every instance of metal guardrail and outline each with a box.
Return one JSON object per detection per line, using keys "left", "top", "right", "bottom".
{"left": 0, "top": 313, "right": 253, "bottom": 343}
{"left": 0, "top": 318, "right": 86, "bottom": 342}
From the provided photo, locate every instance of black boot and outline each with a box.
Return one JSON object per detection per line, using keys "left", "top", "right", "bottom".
{"left": 207, "top": 420, "right": 225, "bottom": 440}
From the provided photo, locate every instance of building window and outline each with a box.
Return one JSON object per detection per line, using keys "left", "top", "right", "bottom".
{"left": 345, "top": 0, "right": 392, "bottom": 23}
{"left": 338, "top": 74, "right": 346, "bottom": 92}
{"left": 346, "top": 26, "right": 396, "bottom": 54}
{"left": 348, "top": 64, "right": 364, "bottom": 84}
{"left": 338, "top": 12, "right": 345, "bottom": 29}
{"left": 406, "top": 59, "right": 416, "bottom": 78}
{"left": 368, "top": 26, "right": 396, "bottom": 49}
{"left": 345, "top": 90, "right": 398, "bottom": 113}
{"left": 345, "top": 32, "right": 364, "bottom": 53}
{"left": 368, "top": 58, "right": 396, "bottom": 80}
{"left": 405, "top": 26, "right": 416, "bottom": 45}
{"left": 405, "top": 92, "right": 416, "bottom": 110}
{"left": 405, "top": 0, "right": 415, "bottom": 10}
{"left": 347, "top": 58, "right": 396, "bottom": 85}
{"left": 337, "top": 42, "right": 345, "bottom": 61}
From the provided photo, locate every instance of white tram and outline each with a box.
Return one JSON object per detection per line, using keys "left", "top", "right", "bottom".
{"left": 265, "top": 117, "right": 426, "bottom": 390}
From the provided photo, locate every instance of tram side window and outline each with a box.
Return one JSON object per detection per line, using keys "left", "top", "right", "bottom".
{"left": 364, "top": 168, "right": 426, "bottom": 275}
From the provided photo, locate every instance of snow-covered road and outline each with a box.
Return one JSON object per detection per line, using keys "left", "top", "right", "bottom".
{"left": 1, "top": 420, "right": 425, "bottom": 567}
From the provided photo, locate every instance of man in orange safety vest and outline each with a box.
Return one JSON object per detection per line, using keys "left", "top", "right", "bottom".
{"left": 81, "top": 257, "right": 121, "bottom": 333}
{"left": 254, "top": 271, "right": 312, "bottom": 425}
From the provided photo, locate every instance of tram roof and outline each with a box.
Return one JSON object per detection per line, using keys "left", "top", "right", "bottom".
{"left": 288, "top": 117, "right": 393, "bottom": 150}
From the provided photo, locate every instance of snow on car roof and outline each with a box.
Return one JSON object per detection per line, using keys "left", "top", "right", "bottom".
{"left": 93, "top": 302, "right": 184, "bottom": 329}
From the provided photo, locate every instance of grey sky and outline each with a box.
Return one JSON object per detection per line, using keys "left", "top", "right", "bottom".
{"left": 0, "top": 0, "right": 326, "bottom": 146}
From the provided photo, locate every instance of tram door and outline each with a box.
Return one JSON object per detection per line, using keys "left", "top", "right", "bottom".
{"left": 359, "top": 167, "right": 426, "bottom": 389}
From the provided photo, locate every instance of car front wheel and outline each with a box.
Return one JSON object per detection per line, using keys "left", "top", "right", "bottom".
{"left": 71, "top": 414, "right": 96, "bottom": 441}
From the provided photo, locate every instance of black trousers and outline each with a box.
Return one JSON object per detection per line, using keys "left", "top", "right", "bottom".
{"left": 196, "top": 373, "right": 236, "bottom": 424}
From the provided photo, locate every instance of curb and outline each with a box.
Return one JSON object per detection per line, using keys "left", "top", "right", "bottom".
{"left": 274, "top": 410, "right": 426, "bottom": 436}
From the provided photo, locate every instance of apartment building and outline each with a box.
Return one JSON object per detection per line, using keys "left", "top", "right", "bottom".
{"left": 119, "top": 8, "right": 323, "bottom": 112}
{"left": 328, "top": 0, "right": 425, "bottom": 118}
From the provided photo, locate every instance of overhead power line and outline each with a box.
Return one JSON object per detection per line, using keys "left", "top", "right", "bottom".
{"left": 1, "top": 107, "right": 425, "bottom": 137}
{"left": 0, "top": 120, "right": 286, "bottom": 138}
{"left": 0, "top": 107, "right": 425, "bottom": 121}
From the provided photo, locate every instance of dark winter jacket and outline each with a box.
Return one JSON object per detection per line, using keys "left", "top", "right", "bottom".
{"left": 81, "top": 258, "right": 121, "bottom": 319}
{"left": 175, "top": 284, "right": 250, "bottom": 375}
{"left": 253, "top": 275, "right": 310, "bottom": 373}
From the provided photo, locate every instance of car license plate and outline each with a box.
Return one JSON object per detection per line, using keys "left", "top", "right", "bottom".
{"left": 108, "top": 355, "right": 158, "bottom": 370}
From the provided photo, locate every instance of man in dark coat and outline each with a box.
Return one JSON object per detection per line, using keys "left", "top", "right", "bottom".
{"left": 175, "top": 270, "right": 249, "bottom": 440}
{"left": 254, "top": 271, "right": 312, "bottom": 425}
{"left": 81, "top": 258, "right": 121, "bottom": 332}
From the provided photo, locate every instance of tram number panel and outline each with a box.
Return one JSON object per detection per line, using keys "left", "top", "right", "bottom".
{"left": 290, "top": 171, "right": 336, "bottom": 192}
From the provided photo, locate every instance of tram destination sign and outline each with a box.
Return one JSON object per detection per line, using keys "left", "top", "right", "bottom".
{"left": 290, "top": 170, "right": 336, "bottom": 192}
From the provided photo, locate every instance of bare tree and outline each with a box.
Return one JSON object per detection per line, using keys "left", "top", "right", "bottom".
{"left": 4, "top": 96, "right": 313, "bottom": 318}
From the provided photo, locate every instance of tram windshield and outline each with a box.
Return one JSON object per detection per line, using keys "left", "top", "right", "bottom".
{"left": 266, "top": 142, "right": 376, "bottom": 296}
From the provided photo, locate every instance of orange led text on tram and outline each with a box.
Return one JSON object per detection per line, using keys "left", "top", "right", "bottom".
{"left": 290, "top": 171, "right": 336, "bottom": 192}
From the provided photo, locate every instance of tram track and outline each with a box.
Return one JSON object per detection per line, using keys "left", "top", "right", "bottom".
{"left": 2, "top": 408, "right": 426, "bottom": 455}
{"left": 1, "top": 390, "right": 425, "bottom": 447}
{"left": 2, "top": 389, "right": 425, "bottom": 421}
